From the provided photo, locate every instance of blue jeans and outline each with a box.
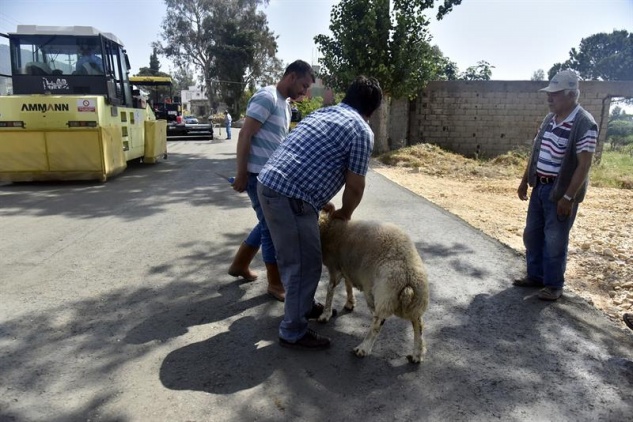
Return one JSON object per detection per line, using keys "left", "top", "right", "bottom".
{"left": 244, "top": 173, "right": 276, "bottom": 264}
{"left": 225, "top": 123, "right": 232, "bottom": 139}
{"left": 523, "top": 182, "right": 578, "bottom": 288}
{"left": 257, "top": 182, "right": 322, "bottom": 342}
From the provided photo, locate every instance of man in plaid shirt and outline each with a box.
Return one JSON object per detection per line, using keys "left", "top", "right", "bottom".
{"left": 257, "top": 76, "right": 383, "bottom": 350}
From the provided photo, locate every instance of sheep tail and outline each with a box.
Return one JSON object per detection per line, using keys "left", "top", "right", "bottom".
{"left": 399, "top": 286, "right": 416, "bottom": 309}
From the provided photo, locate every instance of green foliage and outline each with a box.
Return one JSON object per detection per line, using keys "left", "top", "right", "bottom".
{"left": 436, "top": 0, "right": 463, "bottom": 20}
{"left": 548, "top": 30, "right": 633, "bottom": 80}
{"left": 314, "top": 0, "right": 462, "bottom": 99}
{"left": 591, "top": 149, "right": 633, "bottom": 189}
{"left": 607, "top": 105, "right": 633, "bottom": 150}
{"left": 171, "top": 66, "right": 195, "bottom": 93}
{"left": 460, "top": 60, "right": 494, "bottom": 81}
{"left": 156, "top": 0, "right": 276, "bottom": 110}
{"left": 295, "top": 96, "right": 324, "bottom": 118}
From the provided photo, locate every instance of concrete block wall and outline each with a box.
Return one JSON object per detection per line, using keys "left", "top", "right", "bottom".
{"left": 388, "top": 97, "right": 410, "bottom": 150}
{"left": 403, "top": 80, "right": 633, "bottom": 158}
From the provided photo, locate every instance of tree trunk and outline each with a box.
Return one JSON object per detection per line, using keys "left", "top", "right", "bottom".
{"left": 369, "top": 96, "right": 390, "bottom": 154}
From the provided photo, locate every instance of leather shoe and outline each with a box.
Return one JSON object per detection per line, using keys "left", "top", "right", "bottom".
{"left": 279, "top": 329, "right": 331, "bottom": 350}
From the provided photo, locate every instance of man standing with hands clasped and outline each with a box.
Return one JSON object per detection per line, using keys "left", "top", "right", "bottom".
{"left": 514, "top": 70, "right": 598, "bottom": 301}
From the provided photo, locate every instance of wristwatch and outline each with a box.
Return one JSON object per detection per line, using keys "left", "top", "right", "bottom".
{"left": 563, "top": 194, "right": 574, "bottom": 202}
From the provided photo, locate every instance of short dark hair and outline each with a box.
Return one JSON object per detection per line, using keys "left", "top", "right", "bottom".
{"left": 283, "top": 60, "right": 316, "bottom": 83}
{"left": 342, "top": 76, "right": 382, "bottom": 118}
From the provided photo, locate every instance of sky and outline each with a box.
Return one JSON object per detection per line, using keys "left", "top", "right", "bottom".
{"left": 0, "top": 0, "right": 632, "bottom": 81}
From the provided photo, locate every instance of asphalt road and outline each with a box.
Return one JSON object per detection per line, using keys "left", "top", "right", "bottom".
{"left": 1, "top": 133, "right": 632, "bottom": 422}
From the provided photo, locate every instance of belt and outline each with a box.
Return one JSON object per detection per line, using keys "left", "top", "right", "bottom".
{"left": 538, "top": 176, "right": 556, "bottom": 184}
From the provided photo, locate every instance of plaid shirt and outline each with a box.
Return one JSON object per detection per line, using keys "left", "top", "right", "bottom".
{"left": 258, "top": 103, "right": 374, "bottom": 210}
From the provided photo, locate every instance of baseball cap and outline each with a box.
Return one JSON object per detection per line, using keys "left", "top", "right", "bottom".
{"left": 539, "top": 70, "right": 579, "bottom": 92}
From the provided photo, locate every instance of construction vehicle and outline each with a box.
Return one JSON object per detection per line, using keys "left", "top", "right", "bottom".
{"left": 129, "top": 76, "right": 213, "bottom": 137}
{"left": 0, "top": 25, "right": 167, "bottom": 182}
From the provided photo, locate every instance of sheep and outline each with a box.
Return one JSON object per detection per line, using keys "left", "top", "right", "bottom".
{"left": 318, "top": 210, "right": 430, "bottom": 363}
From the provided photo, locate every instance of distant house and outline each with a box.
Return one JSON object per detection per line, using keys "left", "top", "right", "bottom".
{"left": 181, "top": 85, "right": 208, "bottom": 116}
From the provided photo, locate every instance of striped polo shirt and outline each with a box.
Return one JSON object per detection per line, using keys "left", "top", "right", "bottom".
{"left": 258, "top": 103, "right": 374, "bottom": 211}
{"left": 536, "top": 105, "right": 597, "bottom": 177}
{"left": 245, "top": 86, "right": 291, "bottom": 174}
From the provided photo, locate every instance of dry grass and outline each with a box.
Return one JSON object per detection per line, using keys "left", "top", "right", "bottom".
{"left": 377, "top": 143, "right": 526, "bottom": 180}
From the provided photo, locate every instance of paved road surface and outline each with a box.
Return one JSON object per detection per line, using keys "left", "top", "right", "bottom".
{"left": 1, "top": 134, "right": 632, "bottom": 421}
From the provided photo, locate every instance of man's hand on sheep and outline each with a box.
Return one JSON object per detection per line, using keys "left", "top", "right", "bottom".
{"left": 322, "top": 202, "right": 336, "bottom": 215}
{"left": 331, "top": 209, "right": 352, "bottom": 221}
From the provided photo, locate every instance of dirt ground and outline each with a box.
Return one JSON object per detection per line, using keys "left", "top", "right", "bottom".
{"left": 372, "top": 144, "right": 633, "bottom": 329}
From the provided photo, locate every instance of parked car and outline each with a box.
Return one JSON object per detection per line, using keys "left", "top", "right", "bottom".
{"left": 232, "top": 118, "right": 245, "bottom": 128}
{"left": 184, "top": 115, "right": 199, "bottom": 124}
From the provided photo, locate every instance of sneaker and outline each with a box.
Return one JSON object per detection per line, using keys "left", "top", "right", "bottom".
{"left": 279, "top": 329, "right": 331, "bottom": 350}
{"left": 538, "top": 286, "right": 563, "bottom": 301}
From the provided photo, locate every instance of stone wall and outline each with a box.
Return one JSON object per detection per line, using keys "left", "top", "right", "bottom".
{"left": 401, "top": 80, "right": 633, "bottom": 158}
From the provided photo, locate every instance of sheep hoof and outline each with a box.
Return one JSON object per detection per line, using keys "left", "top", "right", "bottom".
{"left": 353, "top": 347, "right": 368, "bottom": 358}
{"left": 406, "top": 354, "right": 422, "bottom": 364}
{"left": 344, "top": 303, "right": 355, "bottom": 311}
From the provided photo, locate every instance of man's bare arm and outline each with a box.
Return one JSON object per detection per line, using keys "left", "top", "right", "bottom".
{"left": 233, "top": 116, "right": 263, "bottom": 192}
{"left": 332, "top": 170, "right": 366, "bottom": 221}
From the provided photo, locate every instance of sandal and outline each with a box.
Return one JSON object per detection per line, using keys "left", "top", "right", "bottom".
{"left": 512, "top": 277, "right": 543, "bottom": 288}
{"left": 623, "top": 313, "right": 633, "bottom": 331}
{"left": 538, "top": 287, "right": 563, "bottom": 301}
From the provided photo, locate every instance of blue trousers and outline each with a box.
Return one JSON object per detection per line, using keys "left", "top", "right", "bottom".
{"left": 523, "top": 182, "right": 578, "bottom": 288}
{"left": 257, "top": 182, "right": 322, "bottom": 342}
{"left": 243, "top": 173, "right": 276, "bottom": 264}
{"left": 225, "top": 123, "right": 232, "bottom": 139}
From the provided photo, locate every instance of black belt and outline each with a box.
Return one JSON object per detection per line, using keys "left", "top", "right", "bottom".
{"left": 538, "top": 176, "right": 555, "bottom": 184}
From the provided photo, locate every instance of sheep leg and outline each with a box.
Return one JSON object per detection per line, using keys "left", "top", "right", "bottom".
{"left": 318, "top": 267, "right": 341, "bottom": 323}
{"left": 343, "top": 277, "right": 356, "bottom": 311}
{"left": 407, "top": 316, "right": 425, "bottom": 364}
{"left": 354, "top": 315, "right": 385, "bottom": 358}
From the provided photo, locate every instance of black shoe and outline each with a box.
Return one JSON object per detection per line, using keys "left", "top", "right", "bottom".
{"left": 305, "top": 302, "right": 337, "bottom": 320}
{"left": 279, "top": 329, "right": 331, "bottom": 350}
{"left": 512, "top": 277, "right": 543, "bottom": 288}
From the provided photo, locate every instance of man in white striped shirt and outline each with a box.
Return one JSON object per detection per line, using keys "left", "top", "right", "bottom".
{"left": 514, "top": 70, "right": 598, "bottom": 301}
{"left": 228, "top": 60, "right": 315, "bottom": 302}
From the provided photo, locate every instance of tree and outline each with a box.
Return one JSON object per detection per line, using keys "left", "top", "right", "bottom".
{"left": 460, "top": 60, "right": 494, "bottom": 81}
{"left": 531, "top": 69, "right": 545, "bottom": 81}
{"left": 156, "top": 0, "right": 276, "bottom": 113}
{"left": 315, "top": 0, "right": 461, "bottom": 97}
{"left": 172, "top": 65, "right": 196, "bottom": 93}
{"left": 138, "top": 47, "right": 171, "bottom": 78}
{"left": 314, "top": 0, "right": 462, "bottom": 152}
{"left": 430, "top": 45, "right": 459, "bottom": 80}
{"left": 548, "top": 30, "right": 633, "bottom": 80}
{"left": 607, "top": 105, "right": 633, "bottom": 149}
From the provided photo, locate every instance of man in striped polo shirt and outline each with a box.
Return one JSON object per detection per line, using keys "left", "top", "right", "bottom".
{"left": 257, "top": 76, "right": 383, "bottom": 350}
{"left": 229, "top": 60, "right": 315, "bottom": 302}
{"left": 514, "top": 70, "right": 598, "bottom": 301}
